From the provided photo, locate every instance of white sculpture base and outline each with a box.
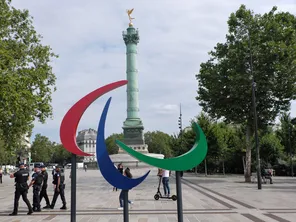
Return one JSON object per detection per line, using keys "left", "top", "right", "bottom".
{"left": 118, "top": 144, "right": 149, "bottom": 154}
{"left": 110, "top": 148, "right": 164, "bottom": 168}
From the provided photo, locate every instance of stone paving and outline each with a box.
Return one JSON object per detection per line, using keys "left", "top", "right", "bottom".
{"left": 0, "top": 167, "right": 296, "bottom": 222}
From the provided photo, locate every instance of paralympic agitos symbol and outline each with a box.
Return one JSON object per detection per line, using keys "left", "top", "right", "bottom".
{"left": 60, "top": 80, "right": 208, "bottom": 190}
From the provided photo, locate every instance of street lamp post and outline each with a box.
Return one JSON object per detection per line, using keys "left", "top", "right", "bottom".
{"left": 178, "top": 104, "right": 183, "bottom": 139}
{"left": 288, "top": 124, "right": 293, "bottom": 177}
{"left": 290, "top": 117, "right": 296, "bottom": 177}
{"left": 176, "top": 103, "right": 184, "bottom": 222}
{"left": 248, "top": 31, "right": 262, "bottom": 190}
{"left": 252, "top": 81, "right": 262, "bottom": 189}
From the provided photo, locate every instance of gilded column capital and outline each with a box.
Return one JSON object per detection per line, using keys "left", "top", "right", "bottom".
{"left": 123, "top": 29, "right": 140, "bottom": 45}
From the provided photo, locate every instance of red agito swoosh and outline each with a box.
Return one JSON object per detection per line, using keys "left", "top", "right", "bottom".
{"left": 60, "top": 80, "right": 128, "bottom": 156}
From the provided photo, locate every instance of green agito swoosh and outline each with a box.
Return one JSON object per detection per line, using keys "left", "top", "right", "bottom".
{"left": 115, "top": 123, "right": 208, "bottom": 171}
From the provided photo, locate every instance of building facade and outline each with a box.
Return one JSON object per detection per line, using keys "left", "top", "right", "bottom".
{"left": 76, "top": 128, "right": 97, "bottom": 163}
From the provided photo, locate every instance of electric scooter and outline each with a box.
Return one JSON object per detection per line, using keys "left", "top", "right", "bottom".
{"left": 154, "top": 176, "right": 177, "bottom": 201}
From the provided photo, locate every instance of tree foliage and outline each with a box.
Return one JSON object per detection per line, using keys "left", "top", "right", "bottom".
{"left": 30, "top": 134, "right": 53, "bottom": 162}
{"left": 0, "top": 0, "right": 57, "bottom": 148}
{"left": 276, "top": 113, "right": 296, "bottom": 155}
{"left": 105, "top": 133, "right": 123, "bottom": 154}
{"left": 30, "top": 134, "right": 71, "bottom": 164}
{"left": 0, "top": 137, "right": 8, "bottom": 164}
{"left": 145, "top": 131, "right": 172, "bottom": 157}
{"left": 259, "top": 131, "right": 284, "bottom": 167}
{"left": 51, "top": 144, "right": 71, "bottom": 165}
{"left": 196, "top": 5, "right": 296, "bottom": 126}
{"left": 198, "top": 115, "right": 218, "bottom": 157}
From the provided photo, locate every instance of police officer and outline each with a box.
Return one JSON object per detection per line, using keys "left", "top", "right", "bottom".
{"left": 52, "top": 166, "right": 56, "bottom": 178}
{"left": 40, "top": 165, "right": 51, "bottom": 209}
{"left": 50, "top": 166, "right": 67, "bottom": 209}
{"left": 9, "top": 163, "right": 33, "bottom": 216}
{"left": 29, "top": 166, "right": 43, "bottom": 212}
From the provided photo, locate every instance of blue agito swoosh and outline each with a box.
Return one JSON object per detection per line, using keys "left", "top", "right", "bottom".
{"left": 96, "top": 97, "right": 150, "bottom": 190}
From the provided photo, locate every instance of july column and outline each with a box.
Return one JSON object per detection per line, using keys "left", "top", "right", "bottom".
{"left": 123, "top": 24, "right": 140, "bottom": 120}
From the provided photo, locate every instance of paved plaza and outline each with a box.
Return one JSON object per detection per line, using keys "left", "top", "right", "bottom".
{"left": 0, "top": 167, "right": 296, "bottom": 222}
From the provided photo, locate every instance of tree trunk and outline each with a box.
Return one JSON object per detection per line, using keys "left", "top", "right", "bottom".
{"left": 195, "top": 166, "right": 197, "bottom": 175}
{"left": 242, "top": 156, "right": 246, "bottom": 173}
{"left": 204, "top": 159, "right": 208, "bottom": 177}
{"left": 245, "top": 125, "right": 252, "bottom": 182}
{"left": 222, "top": 159, "right": 225, "bottom": 175}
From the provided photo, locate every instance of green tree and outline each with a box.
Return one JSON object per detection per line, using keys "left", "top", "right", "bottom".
{"left": 196, "top": 113, "right": 220, "bottom": 159}
{"left": 145, "top": 131, "right": 172, "bottom": 157}
{"left": 0, "top": 0, "right": 57, "bottom": 149}
{"left": 51, "top": 144, "right": 71, "bottom": 165}
{"left": 259, "top": 131, "right": 284, "bottom": 167}
{"left": 276, "top": 113, "right": 296, "bottom": 174}
{"left": 169, "top": 134, "right": 181, "bottom": 156}
{"left": 105, "top": 133, "right": 123, "bottom": 155}
{"left": 222, "top": 125, "right": 246, "bottom": 174}
{"left": 276, "top": 113, "right": 296, "bottom": 155}
{"left": 31, "top": 134, "right": 53, "bottom": 163}
{"left": 193, "top": 113, "right": 220, "bottom": 174}
{"left": 180, "top": 129, "right": 196, "bottom": 155}
{"left": 196, "top": 5, "right": 296, "bottom": 181}
{"left": 213, "top": 123, "right": 238, "bottom": 175}
{"left": 0, "top": 137, "right": 9, "bottom": 165}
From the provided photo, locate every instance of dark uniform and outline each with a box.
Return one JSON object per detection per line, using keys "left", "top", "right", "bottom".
{"left": 50, "top": 167, "right": 66, "bottom": 209}
{"left": 113, "top": 164, "right": 123, "bottom": 191}
{"left": 10, "top": 167, "right": 33, "bottom": 215}
{"left": 31, "top": 170, "right": 44, "bottom": 211}
{"left": 0, "top": 169, "right": 3, "bottom": 183}
{"left": 40, "top": 167, "right": 50, "bottom": 208}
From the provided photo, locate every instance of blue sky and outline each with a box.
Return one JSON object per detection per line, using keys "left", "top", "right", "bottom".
{"left": 11, "top": 0, "right": 296, "bottom": 143}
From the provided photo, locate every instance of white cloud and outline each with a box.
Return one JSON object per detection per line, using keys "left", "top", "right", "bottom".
{"left": 150, "top": 104, "right": 180, "bottom": 115}
{"left": 10, "top": 0, "right": 296, "bottom": 143}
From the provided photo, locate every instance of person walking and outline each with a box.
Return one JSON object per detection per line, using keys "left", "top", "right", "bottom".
{"left": 40, "top": 165, "right": 51, "bottom": 209}
{"left": 52, "top": 166, "right": 56, "bottom": 178}
{"left": 118, "top": 168, "right": 133, "bottom": 210}
{"left": 0, "top": 168, "right": 3, "bottom": 184}
{"left": 51, "top": 166, "right": 56, "bottom": 191}
{"left": 29, "top": 166, "right": 44, "bottom": 212}
{"left": 9, "top": 163, "right": 33, "bottom": 216}
{"left": 84, "top": 164, "right": 87, "bottom": 172}
{"left": 157, "top": 168, "right": 163, "bottom": 177}
{"left": 113, "top": 163, "right": 123, "bottom": 191}
{"left": 162, "top": 169, "right": 171, "bottom": 197}
{"left": 50, "top": 166, "right": 67, "bottom": 210}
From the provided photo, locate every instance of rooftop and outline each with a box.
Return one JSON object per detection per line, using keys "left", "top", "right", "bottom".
{"left": 76, "top": 128, "right": 97, "bottom": 142}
